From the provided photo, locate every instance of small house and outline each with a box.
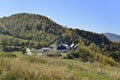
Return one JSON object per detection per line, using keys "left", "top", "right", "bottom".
{"left": 55, "top": 44, "right": 68, "bottom": 53}
{"left": 41, "top": 47, "right": 50, "bottom": 53}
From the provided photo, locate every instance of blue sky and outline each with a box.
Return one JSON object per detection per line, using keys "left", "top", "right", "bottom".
{"left": 0, "top": 0, "right": 120, "bottom": 35}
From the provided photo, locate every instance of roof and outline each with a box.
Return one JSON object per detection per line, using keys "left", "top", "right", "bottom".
{"left": 56, "top": 44, "right": 67, "bottom": 50}
{"left": 42, "top": 47, "right": 50, "bottom": 50}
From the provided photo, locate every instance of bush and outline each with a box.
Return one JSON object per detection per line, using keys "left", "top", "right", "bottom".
{"left": 2, "top": 46, "right": 21, "bottom": 52}
{"left": 21, "top": 47, "right": 26, "bottom": 54}
{"left": 67, "top": 45, "right": 118, "bottom": 66}
{"left": 66, "top": 46, "right": 94, "bottom": 61}
{"left": 47, "top": 53, "right": 62, "bottom": 57}
{"left": 0, "top": 53, "right": 17, "bottom": 58}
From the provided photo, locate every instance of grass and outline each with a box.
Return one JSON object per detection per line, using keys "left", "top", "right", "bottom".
{"left": 0, "top": 52, "right": 120, "bottom": 80}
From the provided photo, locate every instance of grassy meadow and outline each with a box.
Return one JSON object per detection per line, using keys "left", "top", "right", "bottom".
{"left": 0, "top": 51, "right": 120, "bottom": 80}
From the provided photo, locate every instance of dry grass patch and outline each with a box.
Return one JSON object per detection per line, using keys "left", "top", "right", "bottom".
{"left": 0, "top": 53, "right": 120, "bottom": 80}
{"left": 0, "top": 56, "right": 77, "bottom": 80}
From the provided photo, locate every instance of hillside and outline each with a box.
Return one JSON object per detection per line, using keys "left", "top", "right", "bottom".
{"left": 0, "top": 13, "right": 120, "bottom": 63}
{"left": 0, "top": 13, "right": 111, "bottom": 46}
{"left": 103, "top": 33, "right": 120, "bottom": 42}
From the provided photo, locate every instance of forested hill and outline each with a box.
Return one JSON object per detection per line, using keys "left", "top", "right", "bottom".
{"left": 0, "top": 13, "right": 111, "bottom": 46}
{"left": 0, "top": 13, "right": 120, "bottom": 63}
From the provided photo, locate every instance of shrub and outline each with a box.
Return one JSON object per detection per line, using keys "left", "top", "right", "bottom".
{"left": 21, "top": 47, "right": 26, "bottom": 54}
{"left": 2, "top": 46, "right": 21, "bottom": 52}
{"left": 0, "top": 52, "right": 17, "bottom": 58}
{"left": 47, "top": 53, "right": 62, "bottom": 57}
{"left": 68, "top": 46, "right": 94, "bottom": 62}
{"left": 67, "top": 45, "right": 118, "bottom": 66}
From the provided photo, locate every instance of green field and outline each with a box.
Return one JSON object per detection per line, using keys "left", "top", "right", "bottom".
{"left": 0, "top": 51, "right": 120, "bottom": 80}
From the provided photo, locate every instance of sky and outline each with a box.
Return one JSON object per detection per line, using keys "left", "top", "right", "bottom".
{"left": 0, "top": 0, "right": 120, "bottom": 35}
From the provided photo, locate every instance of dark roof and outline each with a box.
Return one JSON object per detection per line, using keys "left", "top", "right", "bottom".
{"left": 56, "top": 44, "right": 67, "bottom": 50}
